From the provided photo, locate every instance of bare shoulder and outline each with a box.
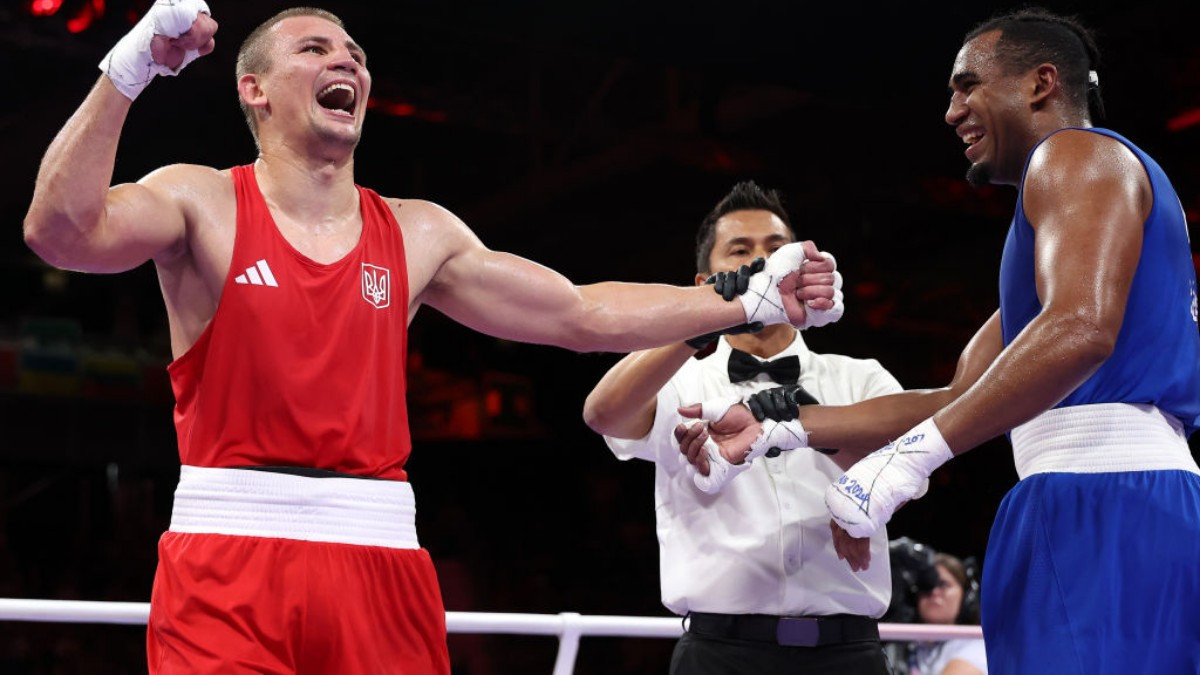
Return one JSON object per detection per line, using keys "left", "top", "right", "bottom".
{"left": 137, "top": 163, "right": 229, "bottom": 190}
{"left": 1026, "top": 129, "right": 1146, "bottom": 189}
{"left": 379, "top": 196, "right": 483, "bottom": 250}
{"left": 376, "top": 197, "right": 486, "bottom": 302}
{"left": 136, "top": 164, "right": 237, "bottom": 267}
{"left": 134, "top": 163, "right": 235, "bottom": 211}
{"left": 1024, "top": 129, "right": 1150, "bottom": 222}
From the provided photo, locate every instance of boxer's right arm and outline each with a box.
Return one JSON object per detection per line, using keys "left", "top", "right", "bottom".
{"left": 24, "top": 78, "right": 187, "bottom": 273}
{"left": 24, "top": 2, "right": 216, "bottom": 273}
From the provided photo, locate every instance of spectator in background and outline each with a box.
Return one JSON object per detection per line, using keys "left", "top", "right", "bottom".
{"left": 907, "top": 553, "right": 986, "bottom": 675}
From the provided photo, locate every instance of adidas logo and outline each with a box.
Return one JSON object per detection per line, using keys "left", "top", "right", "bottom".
{"left": 235, "top": 259, "right": 278, "bottom": 287}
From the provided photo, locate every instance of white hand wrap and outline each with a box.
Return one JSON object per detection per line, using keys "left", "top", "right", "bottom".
{"left": 685, "top": 397, "right": 810, "bottom": 494}
{"left": 798, "top": 256, "right": 844, "bottom": 330}
{"left": 739, "top": 242, "right": 806, "bottom": 326}
{"left": 683, "top": 394, "right": 741, "bottom": 494}
{"left": 753, "top": 418, "right": 810, "bottom": 454}
{"left": 690, "top": 434, "right": 752, "bottom": 494}
{"left": 99, "top": 0, "right": 211, "bottom": 100}
{"left": 824, "top": 418, "right": 953, "bottom": 538}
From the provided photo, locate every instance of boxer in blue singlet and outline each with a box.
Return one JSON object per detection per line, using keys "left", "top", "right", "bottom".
{"left": 677, "top": 9, "right": 1200, "bottom": 674}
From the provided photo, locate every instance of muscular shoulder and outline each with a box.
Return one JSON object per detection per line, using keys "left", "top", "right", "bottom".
{"left": 375, "top": 197, "right": 486, "bottom": 300}
{"left": 1024, "top": 129, "right": 1151, "bottom": 227}
{"left": 136, "top": 163, "right": 235, "bottom": 218}
{"left": 138, "top": 163, "right": 231, "bottom": 197}
{"left": 1026, "top": 130, "right": 1147, "bottom": 196}
{"left": 379, "top": 197, "right": 480, "bottom": 247}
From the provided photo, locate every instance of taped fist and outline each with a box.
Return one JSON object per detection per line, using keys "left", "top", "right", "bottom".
{"left": 100, "top": 0, "right": 217, "bottom": 100}
{"left": 685, "top": 258, "right": 766, "bottom": 350}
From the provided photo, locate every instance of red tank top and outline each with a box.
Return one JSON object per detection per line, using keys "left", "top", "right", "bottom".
{"left": 168, "top": 164, "right": 412, "bottom": 480}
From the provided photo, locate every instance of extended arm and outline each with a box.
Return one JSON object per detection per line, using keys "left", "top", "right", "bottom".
{"left": 583, "top": 260, "right": 781, "bottom": 439}
{"left": 419, "top": 216, "right": 837, "bottom": 353}
{"left": 800, "top": 311, "right": 1003, "bottom": 455}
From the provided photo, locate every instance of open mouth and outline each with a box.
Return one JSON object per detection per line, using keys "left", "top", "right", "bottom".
{"left": 961, "top": 128, "right": 986, "bottom": 160}
{"left": 317, "top": 82, "right": 356, "bottom": 117}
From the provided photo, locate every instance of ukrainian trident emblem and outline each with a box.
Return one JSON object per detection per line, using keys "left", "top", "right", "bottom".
{"left": 362, "top": 263, "right": 390, "bottom": 309}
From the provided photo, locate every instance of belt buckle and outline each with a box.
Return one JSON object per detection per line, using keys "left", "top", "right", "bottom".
{"left": 776, "top": 617, "right": 820, "bottom": 647}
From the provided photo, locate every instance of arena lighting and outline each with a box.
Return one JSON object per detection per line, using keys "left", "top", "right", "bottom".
{"left": 29, "top": 0, "right": 64, "bottom": 16}
{"left": 66, "top": 0, "right": 105, "bottom": 33}
{"left": 366, "top": 96, "right": 449, "bottom": 122}
{"left": 1167, "top": 107, "right": 1200, "bottom": 132}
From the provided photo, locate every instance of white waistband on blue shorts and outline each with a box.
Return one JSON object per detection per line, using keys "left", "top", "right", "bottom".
{"left": 169, "top": 465, "right": 419, "bottom": 549}
{"left": 1010, "top": 402, "right": 1200, "bottom": 480}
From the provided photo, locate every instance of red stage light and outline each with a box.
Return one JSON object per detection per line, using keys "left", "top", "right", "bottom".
{"left": 66, "top": 0, "right": 104, "bottom": 33}
{"left": 1167, "top": 108, "right": 1200, "bottom": 133}
{"left": 30, "top": 0, "right": 64, "bottom": 17}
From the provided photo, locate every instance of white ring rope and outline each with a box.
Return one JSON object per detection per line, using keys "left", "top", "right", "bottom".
{"left": 0, "top": 598, "right": 983, "bottom": 674}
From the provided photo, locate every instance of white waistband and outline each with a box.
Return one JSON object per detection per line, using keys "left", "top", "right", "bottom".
{"left": 1011, "top": 403, "right": 1199, "bottom": 480}
{"left": 169, "top": 465, "right": 419, "bottom": 549}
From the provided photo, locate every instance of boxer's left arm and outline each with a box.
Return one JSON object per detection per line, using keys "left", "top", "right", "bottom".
{"left": 930, "top": 130, "right": 1147, "bottom": 452}
{"left": 826, "top": 131, "right": 1149, "bottom": 540}
{"left": 415, "top": 205, "right": 839, "bottom": 352}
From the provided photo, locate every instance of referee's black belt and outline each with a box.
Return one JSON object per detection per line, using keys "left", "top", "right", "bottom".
{"left": 684, "top": 612, "right": 879, "bottom": 648}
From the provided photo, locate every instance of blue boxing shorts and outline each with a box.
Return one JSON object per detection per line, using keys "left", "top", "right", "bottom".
{"left": 982, "top": 469, "right": 1200, "bottom": 674}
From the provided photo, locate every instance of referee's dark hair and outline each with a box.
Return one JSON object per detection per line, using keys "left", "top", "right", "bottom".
{"left": 695, "top": 181, "right": 795, "bottom": 275}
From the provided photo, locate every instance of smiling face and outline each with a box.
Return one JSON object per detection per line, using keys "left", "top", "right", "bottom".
{"left": 944, "top": 30, "right": 1035, "bottom": 187}
{"left": 240, "top": 15, "right": 371, "bottom": 153}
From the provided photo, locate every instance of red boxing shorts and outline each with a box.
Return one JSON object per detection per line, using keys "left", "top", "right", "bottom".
{"left": 146, "top": 466, "right": 450, "bottom": 675}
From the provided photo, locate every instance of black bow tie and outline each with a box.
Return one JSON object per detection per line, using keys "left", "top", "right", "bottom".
{"left": 727, "top": 348, "right": 800, "bottom": 384}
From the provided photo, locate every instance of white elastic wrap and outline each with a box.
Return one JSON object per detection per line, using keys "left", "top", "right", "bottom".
{"left": 739, "top": 242, "right": 806, "bottom": 326}
{"left": 753, "top": 417, "right": 810, "bottom": 454}
{"left": 825, "top": 418, "right": 953, "bottom": 538}
{"left": 99, "top": 0, "right": 211, "bottom": 100}
{"left": 169, "top": 465, "right": 419, "bottom": 549}
{"left": 1011, "top": 403, "right": 1198, "bottom": 479}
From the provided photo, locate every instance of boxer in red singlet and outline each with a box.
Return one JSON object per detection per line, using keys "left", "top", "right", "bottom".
{"left": 24, "top": 4, "right": 841, "bottom": 672}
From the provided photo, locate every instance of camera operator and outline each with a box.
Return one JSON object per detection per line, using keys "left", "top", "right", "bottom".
{"left": 883, "top": 540, "right": 988, "bottom": 675}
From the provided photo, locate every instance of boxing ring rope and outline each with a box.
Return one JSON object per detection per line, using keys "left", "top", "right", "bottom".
{"left": 0, "top": 598, "right": 983, "bottom": 674}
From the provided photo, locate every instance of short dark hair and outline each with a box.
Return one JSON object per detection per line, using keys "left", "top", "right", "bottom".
{"left": 965, "top": 7, "right": 1104, "bottom": 120}
{"left": 694, "top": 181, "right": 795, "bottom": 275}
{"left": 236, "top": 8, "right": 347, "bottom": 149}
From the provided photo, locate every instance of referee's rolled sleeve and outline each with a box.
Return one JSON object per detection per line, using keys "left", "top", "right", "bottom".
{"left": 604, "top": 380, "right": 685, "bottom": 465}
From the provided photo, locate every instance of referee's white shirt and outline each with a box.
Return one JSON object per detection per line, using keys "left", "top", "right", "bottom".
{"left": 605, "top": 333, "right": 902, "bottom": 618}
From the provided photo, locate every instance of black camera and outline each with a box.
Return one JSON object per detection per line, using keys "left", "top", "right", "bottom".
{"left": 882, "top": 537, "right": 940, "bottom": 623}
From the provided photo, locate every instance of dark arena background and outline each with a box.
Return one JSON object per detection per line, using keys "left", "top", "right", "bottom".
{"left": 1, "top": 0, "right": 1199, "bottom": 672}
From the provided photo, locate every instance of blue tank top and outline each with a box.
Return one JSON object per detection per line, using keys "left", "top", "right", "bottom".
{"left": 999, "top": 128, "right": 1200, "bottom": 434}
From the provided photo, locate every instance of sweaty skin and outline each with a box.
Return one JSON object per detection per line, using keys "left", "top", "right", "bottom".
{"left": 25, "top": 16, "right": 839, "bottom": 365}
{"left": 675, "top": 29, "right": 1150, "bottom": 570}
